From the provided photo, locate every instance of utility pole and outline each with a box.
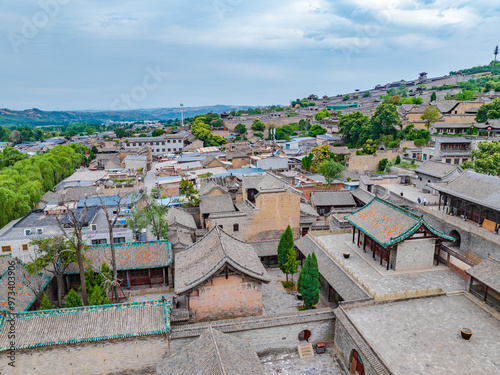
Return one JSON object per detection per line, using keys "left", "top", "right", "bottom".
{"left": 180, "top": 103, "right": 184, "bottom": 127}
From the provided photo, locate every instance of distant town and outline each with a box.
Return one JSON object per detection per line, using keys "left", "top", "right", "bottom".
{"left": 0, "top": 61, "right": 499, "bottom": 374}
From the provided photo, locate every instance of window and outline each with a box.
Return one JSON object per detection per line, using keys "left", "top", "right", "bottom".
{"left": 233, "top": 224, "right": 239, "bottom": 232}
{"left": 428, "top": 180, "right": 431, "bottom": 183}
{"left": 22, "top": 244, "right": 29, "bottom": 251}
{"left": 36, "top": 228, "right": 43, "bottom": 234}
{"left": 168, "top": 148, "right": 171, "bottom": 152}
{"left": 113, "top": 237, "right": 126, "bottom": 244}
{"left": 25, "top": 229, "right": 32, "bottom": 236}
{"left": 219, "top": 225, "right": 223, "bottom": 229}
{"left": 92, "top": 239, "right": 107, "bottom": 245}
{"left": 419, "top": 177, "right": 422, "bottom": 181}
{"left": 161, "top": 142, "right": 165, "bottom": 146}
{"left": 167, "top": 140, "right": 171, "bottom": 143}
{"left": 1, "top": 246, "right": 11, "bottom": 253}
{"left": 91, "top": 224, "right": 97, "bottom": 231}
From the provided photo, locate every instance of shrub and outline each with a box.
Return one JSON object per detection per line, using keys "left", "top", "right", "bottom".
{"left": 283, "top": 281, "right": 295, "bottom": 288}
{"left": 414, "top": 139, "right": 427, "bottom": 147}
{"left": 40, "top": 292, "right": 53, "bottom": 310}
{"left": 65, "top": 289, "right": 82, "bottom": 308}
{"left": 395, "top": 155, "right": 401, "bottom": 165}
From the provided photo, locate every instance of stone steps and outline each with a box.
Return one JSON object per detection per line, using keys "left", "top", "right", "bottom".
{"left": 297, "top": 342, "right": 314, "bottom": 359}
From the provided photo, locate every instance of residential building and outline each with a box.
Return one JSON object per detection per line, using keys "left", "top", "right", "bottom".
{"left": 422, "top": 137, "right": 472, "bottom": 164}
{"left": 414, "top": 160, "right": 463, "bottom": 191}
{"left": 123, "top": 132, "right": 190, "bottom": 156}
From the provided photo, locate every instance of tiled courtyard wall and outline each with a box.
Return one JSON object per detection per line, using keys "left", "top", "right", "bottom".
{"left": 396, "top": 238, "right": 435, "bottom": 270}
{"left": 1, "top": 335, "right": 167, "bottom": 375}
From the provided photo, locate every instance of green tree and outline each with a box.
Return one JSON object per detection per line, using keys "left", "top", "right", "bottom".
{"left": 311, "top": 145, "right": 334, "bottom": 170}
{"left": 316, "top": 159, "right": 345, "bottom": 184}
{"left": 342, "top": 94, "right": 350, "bottom": 101}
{"left": 152, "top": 129, "right": 165, "bottom": 137}
{"left": 301, "top": 153, "right": 314, "bottom": 172}
{"left": 251, "top": 119, "right": 266, "bottom": 131}
{"left": 413, "top": 96, "right": 423, "bottom": 105}
{"left": 253, "top": 132, "right": 264, "bottom": 139}
{"left": 314, "top": 109, "right": 331, "bottom": 121}
{"left": 456, "top": 90, "right": 475, "bottom": 101}
{"left": 475, "top": 98, "right": 500, "bottom": 123}
{"left": 395, "top": 155, "right": 401, "bottom": 165}
{"left": 88, "top": 284, "right": 111, "bottom": 306}
{"left": 308, "top": 124, "right": 327, "bottom": 137}
{"left": 388, "top": 95, "right": 401, "bottom": 104}
{"left": 362, "top": 139, "right": 378, "bottom": 155}
{"left": 431, "top": 92, "right": 437, "bottom": 102}
{"left": 338, "top": 111, "right": 371, "bottom": 147}
{"left": 277, "top": 225, "right": 294, "bottom": 279}
{"left": 462, "top": 141, "right": 500, "bottom": 175}
{"left": 370, "top": 103, "right": 400, "bottom": 139}
{"left": 235, "top": 123, "right": 247, "bottom": 134}
{"left": 297, "top": 253, "right": 319, "bottom": 310}
{"left": 283, "top": 247, "right": 300, "bottom": 283}
{"left": 421, "top": 106, "right": 441, "bottom": 129}
{"left": 40, "top": 292, "right": 53, "bottom": 310}
{"left": 129, "top": 192, "right": 169, "bottom": 240}
{"left": 378, "top": 158, "right": 389, "bottom": 171}
{"left": 65, "top": 289, "right": 82, "bottom": 308}
{"left": 180, "top": 178, "right": 200, "bottom": 207}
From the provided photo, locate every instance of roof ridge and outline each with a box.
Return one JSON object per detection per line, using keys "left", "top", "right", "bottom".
{"left": 208, "top": 325, "right": 227, "bottom": 375}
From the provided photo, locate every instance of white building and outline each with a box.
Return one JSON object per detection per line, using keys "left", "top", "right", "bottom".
{"left": 124, "top": 132, "right": 190, "bottom": 156}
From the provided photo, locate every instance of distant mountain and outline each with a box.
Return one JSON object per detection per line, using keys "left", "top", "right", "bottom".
{"left": 0, "top": 105, "right": 253, "bottom": 126}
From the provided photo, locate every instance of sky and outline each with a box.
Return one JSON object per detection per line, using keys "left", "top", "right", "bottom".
{"left": 0, "top": 0, "right": 499, "bottom": 111}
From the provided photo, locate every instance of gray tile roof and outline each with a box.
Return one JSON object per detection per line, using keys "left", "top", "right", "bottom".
{"left": 300, "top": 203, "right": 319, "bottom": 217}
{"left": 200, "top": 194, "right": 235, "bottom": 214}
{"left": 311, "top": 190, "right": 356, "bottom": 207}
{"left": 350, "top": 188, "right": 375, "bottom": 205}
{"left": 429, "top": 170, "right": 500, "bottom": 211}
{"left": 157, "top": 326, "right": 265, "bottom": 375}
{"left": 295, "top": 236, "right": 371, "bottom": 302}
{"left": 169, "top": 229, "right": 193, "bottom": 249}
{"left": 415, "top": 160, "right": 463, "bottom": 179}
{"left": 345, "top": 197, "right": 454, "bottom": 247}
{"left": 0, "top": 260, "right": 51, "bottom": 313}
{"left": 466, "top": 257, "right": 500, "bottom": 292}
{"left": 243, "top": 172, "right": 302, "bottom": 195}
{"left": 0, "top": 298, "right": 170, "bottom": 351}
{"left": 199, "top": 181, "right": 228, "bottom": 196}
{"left": 359, "top": 175, "right": 373, "bottom": 186}
{"left": 65, "top": 240, "right": 172, "bottom": 274}
{"left": 166, "top": 207, "right": 197, "bottom": 230}
{"left": 436, "top": 137, "right": 471, "bottom": 144}
{"left": 175, "top": 227, "right": 270, "bottom": 295}
{"left": 250, "top": 240, "right": 280, "bottom": 257}
{"left": 435, "top": 101, "right": 458, "bottom": 113}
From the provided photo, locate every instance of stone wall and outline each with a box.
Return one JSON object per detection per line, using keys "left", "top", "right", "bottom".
{"left": 395, "top": 238, "right": 435, "bottom": 270}
{"left": 187, "top": 275, "right": 264, "bottom": 322}
{"left": 2, "top": 335, "right": 167, "bottom": 375}
{"left": 347, "top": 150, "right": 399, "bottom": 173}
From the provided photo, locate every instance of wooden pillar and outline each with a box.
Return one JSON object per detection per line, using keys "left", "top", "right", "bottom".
{"left": 436, "top": 243, "right": 440, "bottom": 266}
{"left": 372, "top": 242, "right": 376, "bottom": 260}
{"left": 438, "top": 194, "right": 442, "bottom": 211}
{"left": 357, "top": 229, "right": 361, "bottom": 247}
{"left": 386, "top": 249, "right": 390, "bottom": 270}
{"left": 477, "top": 206, "right": 483, "bottom": 226}
{"left": 380, "top": 247, "right": 383, "bottom": 265}
{"left": 363, "top": 235, "right": 366, "bottom": 253}
{"left": 148, "top": 268, "right": 152, "bottom": 288}
{"left": 469, "top": 277, "right": 474, "bottom": 292}
{"left": 162, "top": 267, "right": 166, "bottom": 285}
{"left": 352, "top": 227, "right": 356, "bottom": 243}
{"left": 495, "top": 213, "right": 499, "bottom": 234}
{"left": 328, "top": 284, "right": 331, "bottom": 302}
{"left": 484, "top": 285, "right": 488, "bottom": 302}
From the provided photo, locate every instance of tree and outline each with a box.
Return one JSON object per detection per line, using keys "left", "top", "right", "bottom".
{"left": 40, "top": 292, "right": 53, "bottom": 310}
{"left": 283, "top": 247, "right": 300, "bottom": 283}
{"left": 129, "top": 192, "right": 169, "bottom": 240}
{"left": 311, "top": 145, "right": 334, "bottom": 170}
{"left": 8, "top": 130, "right": 22, "bottom": 144}
{"left": 152, "top": 129, "right": 165, "bottom": 137}
{"left": 253, "top": 132, "right": 264, "bottom": 139}
{"left": 65, "top": 289, "right": 82, "bottom": 308}
{"left": 234, "top": 123, "right": 247, "bottom": 134}
{"left": 431, "top": 92, "right": 437, "bottom": 102}
{"left": 388, "top": 95, "right": 401, "bottom": 104}
{"left": 378, "top": 158, "right": 389, "bottom": 171}
{"left": 314, "top": 109, "right": 331, "bottom": 121}
{"left": 362, "top": 139, "right": 378, "bottom": 155}
{"left": 27, "top": 236, "right": 76, "bottom": 308}
{"left": 462, "top": 141, "right": 500, "bottom": 175}
{"left": 89, "top": 284, "right": 111, "bottom": 306}
{"left": 421, "top": 106, "right": 441, "bottom": 129}
{"left": 342, "top": 94, "right": 350, "bottom": 101}
{"left": 456, "top": 90, "right": 475, "bottom": 101}
{"left": 277, "top": 225, "right": 294, "bottom": 279}
{"left": 308, "top": 124, "right": 327, "bottom": 137}
{"left": 370, "top": 103, "right": 400, "bottom": 139}
{"left": 180, "top": 178, "right": 200, "bottom": 207}
{"left": 395, "top": 155, "right": 401, "bottom": 165}
{"left": 495, "top": 45, "right": 499, "bottom": 62}
{"left": 338, "top": 111, "right": 371, "bottom": 147}
{"left": 301, "top": 153, "right": 314, "bottom": 172}
{"left": 251, "top": 119, "right": 266, "bottom": 131}
{"left": 316, "top": 159, "right": 345, "bottom": 184}
{"left": 297, "top": 253, "right": 319, "bottom": 310}
{"left": 475, "top": 98, "right": 500, "bottom": 123}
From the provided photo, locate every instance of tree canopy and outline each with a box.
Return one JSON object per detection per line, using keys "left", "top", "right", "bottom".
{"left": 338, "top": 111, "right": 371, "bottom": 148}
{"left": 277, "top": 225, "right": 294, "bottom": 277}
{"left": 370, "top": 103, "right": 400, "bottom": 139}
{"left": 316, "top": 159, "right": 345, "bottom": 184}
{"left": 475, "top": 98, "right": 500, "bottom": 123}
{"left": 129, "top": 192, "right": 169, "bottom": 240}
{"left": 297, "top": 252, "right": 319, "bottom": 310}
{"left": 191, "top": 115, "right": 227, "bottom": 146}
{"left": 462, "top": 141, "right": 500, "bottom": 176}
{"left": 421, "top": 106, "right": 441, "bottom": 129}
{"left": 251, "top": 119, "right": 266, "bottom": 132}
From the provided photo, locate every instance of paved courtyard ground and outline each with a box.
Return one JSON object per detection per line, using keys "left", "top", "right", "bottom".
{"left": 262, "top": 269, "right": 309, "bottom": 315}
{"left": 345, "top": 294, "right": 500, "bottom": 375}
{"left": 384, "top": 183, "right": 439, "bottom": 205}
{"left": 260, "top": 348, "right": 345, "bottom": 375}
{"left": 314, "top": 233, "right": 467, "bottom": 297}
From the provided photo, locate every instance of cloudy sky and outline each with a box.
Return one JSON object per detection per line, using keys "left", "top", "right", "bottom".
{"left": 0, "top": 0, "right": 498, "bottom": 111}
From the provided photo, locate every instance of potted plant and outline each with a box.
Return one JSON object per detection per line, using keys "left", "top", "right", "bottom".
{"left": 343, "top": 252, "right": 350, "bottom": 259}
{"left": 461, "top": 328, "right": 473, "bottom": 340}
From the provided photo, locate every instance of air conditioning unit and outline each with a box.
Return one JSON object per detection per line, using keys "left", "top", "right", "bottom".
{"left": 36, "top": 228, "right": 43, "bottom": 235}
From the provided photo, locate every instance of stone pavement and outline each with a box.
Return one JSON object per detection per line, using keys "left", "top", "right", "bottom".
{"left": 260, "top": 348, "right": 346, "bottom": 375}
{"left": 384, "top": 183, "right": 438, "bottom": 205}
{"left": 345, "top": 294, "right": 500, "bottom": 375}
{"left": 314, "top": 233, "right": 467, "bottom": 296}
{"left": 262, "top": 269, "right": 305, "bottom": 315}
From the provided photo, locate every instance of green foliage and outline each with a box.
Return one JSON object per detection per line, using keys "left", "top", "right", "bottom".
{"left": 65, "top": 289, "right": 82, "bottom": 308}
{"left": 338, "top": 111, "right": 371, "bottom": 147}
{"left": 311, "top": 145, "right": 334, "bottom": 170}
{"left": 277, "top": 225, "right": 294, "bottom": 275}
{"left": 362, "top": 139, "right": 378, "bottom": 155}
{"left": 129, "top": 192, "right": 169, "bottom": 240}
{"left": 253, "top": 132, "right": 264, "bottom": 139}
{"left": 88, "top": 284, "right": 111, "bottom": 306}
{"left": 476, "top": 98, "right": 500, "bottom": 123}
{"left": 316, "top": 159, "right": 345, "bottom": 184}
{"left": 301, "top": 153, "right": 314, "bottom": 172}
{"left": 152, "top": 129, "right": 165, "bottom": 137}
{"left": 378, "top": 158, "right": 389, "bottom": 171}
{"left": 421, "top": 106, "right": 441, "bottom": 129}
{"left": 363, "top": 92, "right": 371, "bottom": 98}
{"left": 291, "top": 98, "right": 316, "bottom": 108}
{"left": 308, "top": 124, "right": 327, "bottom": 137}
{"left": 251, "top": 119, "right": 266, "bottom": 131}
{"left": 462, "top": 141, "right": 500, "bottom": 175}
{"left": 342, "top": 94, "right": 350, "bottom": 101}
{"left": 395, "top": 155, "right": 401, "bottom": 165}
{"left": 370, "top": 104, "right": 400, "bottom": 139}
{"left": 191, "top": 115, "right": 227, "bottom": 146}
{"left": 282, "top": 281, "right": 295, "bottom": 289}
{"left": 449, "top": 61, "right": 500, "bottom": 76}
{"left": 314, "top": 109, "right": 331, "bottom": 121}
{"left": 283, "top": 247, "right": 300, "bottom": 282}
{"left": 388, "top": 95, "right": 401, "bottom": 104}
{"left": 40, "top": 292, "right": 53, "bottom": 310}
{"left": 431, "top": 92, "right": 437, "bottom": 102}
{"left": 412, "top": 96, "right": 423, "bottom": 105}
{"left": 180, "top": 178, "right": 200, "bottom": 207}
{"left": 297, "top": 253, "right": 320, "bottom": 310}
{"left": 414, "top": 138, "right": 428, "bottom": 147}
{"left": 456, "top": 90, "right": 475, "bottom": 101}
{"left": 234, "top": 123, "right": 247, "bottom": 134}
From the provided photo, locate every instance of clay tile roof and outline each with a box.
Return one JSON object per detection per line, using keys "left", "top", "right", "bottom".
{"left": 345, "top": 197, "right": 453, "bottom": 247}
{"left": 249, "top": 239, "right": 280, "bottom": 257}
{"left": 156, "top": 326, "right": 265, "bottom": 375}
{"left": 466, "top": 257, "right": 500, "bottom": 292}
{"left": 243, "top": 172, "right": 301, "bottom": 195}
{"left": 0, "top": 298, "right": 170, "bottom": 351}
{"left": 350, "top": 188, "right": 375, "bottom": 205}
{"left": 166, "top": 207, "right": 197, "bottom": 230}
{"left": 435, "top": 101, "right": 458, "bottom": 113}
{"left": 295, "top": 236, "right": 371, "bottom": 302}
{"left": 65, "top": 241, "right": 172, "bottom": 274}
{"left": 415, "top": 160, "right": 462, "bottom": 179}
{"left": 175, "top": 227, "right": 270, "bottom": 295}
{"left": 200, "top": 195, "right": 235, "bottom": 214}
{"left": 429, "top": 170, "right": 500, "bottom": 211}
{"left": 199, "top": 181, "right": 228, "bottom": 196}
{"left": 311, "top": 190, "right": 356, "bottom": 207}
{"left": 300, "top": 203, "right": 319, "bottom": 217}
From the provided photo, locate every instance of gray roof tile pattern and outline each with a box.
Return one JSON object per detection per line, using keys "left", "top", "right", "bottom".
{"left": 0, "top": 298, "right": 170, "bottom": 351}
{"left": 295, "top": 236, "right": 371, "bottom": 302}
{"left": 250, "top": 240, "right": 280, "bottom": 257}
{"left": 429, "top": 170, "right": 500, "bottom": 211}
{"left": 466, "top": 257, "right": 500, "bottom": 292}
{"left": 415, "top": 160, "right": 462, "bottom": 179}
{"left": 0, "top": 260, "right": 51, "bottom": 313}
{"left": 199, "top": 181, "right": 228, "bottom": 196}
{"left": 350, "top": 188, "right": 375, "bottom": 205}
{"left": 175, "top": 227, "right": 270, "bottom": 295}
{"left": 157, "top": 326, "right": 265, "bottom": 375}
{"left": 65, "top": 241, "right": 172, "bottom": 274}
{"left": 311, "top": 190, "right": 356, "bottom": 207}
{"left": 435, "top": 101, "right": 458, "bottom": 113}
{"left": 243, "top": 172, "right": 302, "bottom": 195}
{"left": 345, "top": 197, "right": 453, "bottom": 247}
{"left": 200, "top": 194, "right": 235, "bottom": 214}
{"left": 300, "top": 203, "right": 319, "bottom": 217}
{"left": 166, "top": 207, "right": 197, "bottom": 230}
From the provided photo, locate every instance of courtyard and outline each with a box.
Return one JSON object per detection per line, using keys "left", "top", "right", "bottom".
{"left": 261, "top": 348, "right": 345, "bottom": 375}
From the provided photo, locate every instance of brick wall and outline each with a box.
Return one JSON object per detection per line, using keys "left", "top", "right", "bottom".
{"left": 395, "top": 238, "right": 435, "bottom": 270}
{"left": 348, "top": 150, "right": 399, "bottom": 173}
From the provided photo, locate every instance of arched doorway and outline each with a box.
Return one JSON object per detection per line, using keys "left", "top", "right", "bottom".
{"left": 449, "top": 230, "right": 461, "bottom": 248}
{"left": 350, "top": 349, "right": 364, "bottom": 375}
{"left": 298, "top": 330, "right": 311, "bottom": 342}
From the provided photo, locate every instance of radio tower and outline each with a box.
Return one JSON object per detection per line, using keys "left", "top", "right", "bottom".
{"left": 180, "top": 103, "right": 184, "bottom": 127}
